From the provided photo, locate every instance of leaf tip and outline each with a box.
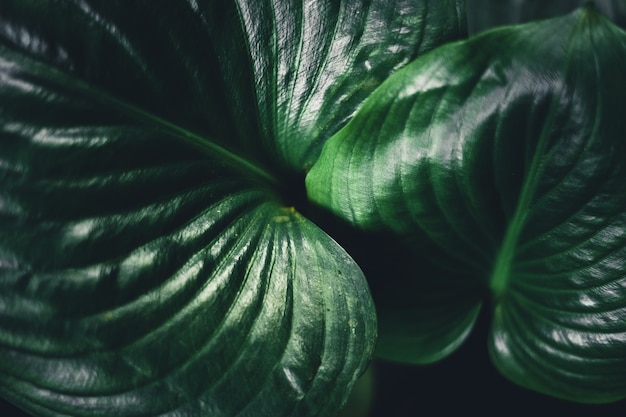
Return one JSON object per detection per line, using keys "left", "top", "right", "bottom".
{"left": 577, "top": 0, "right": 611, "bottom": 24}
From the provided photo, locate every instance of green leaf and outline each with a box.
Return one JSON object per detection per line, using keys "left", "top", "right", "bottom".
{"left": 0, "top": 1, "right": 468, "bottom": 415}
{"left": 467, "top": 0, "right": 626, "bottom": 34}
{"left": 0, "top": 42, "right": 377, "bottom": 417}
{"left": 307, "top": 5, "right": 626, "bottom": 402}
{"left": 209, "top": 0, "right": 468, "bottom": 171}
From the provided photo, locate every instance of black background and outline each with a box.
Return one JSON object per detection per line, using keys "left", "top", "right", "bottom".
{"left": 367, "top": 311, "right": 626, "bottom": 416}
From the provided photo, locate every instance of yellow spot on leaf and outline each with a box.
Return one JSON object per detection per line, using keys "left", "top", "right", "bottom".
{"left": 274, "top": 206, "right": 301, "bottom": 223}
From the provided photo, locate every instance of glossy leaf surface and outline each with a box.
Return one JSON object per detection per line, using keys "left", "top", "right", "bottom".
{"left": 205, "top": 0, "right": 468, "bottom": 172}
{"left": 0, "top": 41, "right": 376, "bottom": 417}
{"left": 307, "top": 5, "right": 626, "bottom": 402}
{"left": 0, "top": 1, "right": 468, "bottom": 416}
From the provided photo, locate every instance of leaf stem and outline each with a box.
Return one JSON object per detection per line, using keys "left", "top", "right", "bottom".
{"left": 490, "top": 210, "right": 526, "bottom": 296}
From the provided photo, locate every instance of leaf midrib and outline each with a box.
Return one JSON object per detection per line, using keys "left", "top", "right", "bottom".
{"left": 4, "top": 45, "right": 281, "bottom": 188}
{"left": 489, "top": 12, "right": 585, "bottom": 298}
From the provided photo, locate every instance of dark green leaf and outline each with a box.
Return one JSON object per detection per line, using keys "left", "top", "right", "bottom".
{"left": 209, "top": 0, "right": 468, "bottom": 171}
{"left": 0, "top": 41, "right": 377, "bottom": 417}
{"left": 307, "top": 5, "right": 626, "bottom": 402}
{"left": 0, "top": 0, "right": 467, "bottom": 173}
{"left": 0, "top": 0, "right": 468, "bottom": 415}
{"left": 467, "top": 0, "right": 626, "bottom": 34}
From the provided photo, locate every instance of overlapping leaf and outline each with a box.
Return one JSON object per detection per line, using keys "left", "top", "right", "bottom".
{"left": 307, "top": 5, "right": 626, "bottom": 402}
{"left": 0, "top": 43, "right": 377, "bottom": 417}
{"left": 0, "top": 1, "right": 468, "bottom": 416}
{"left": 210, "top": 0, "right": 468, "bottom": 171}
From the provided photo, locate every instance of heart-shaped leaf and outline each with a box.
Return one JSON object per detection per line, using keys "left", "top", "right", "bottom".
{"left": 0, "top": 41, "right": 377, "bottom": 417}
{"left": 307, "top": 4, "right": 626, "bottom": 402}
{"left": 0, "top": 1, "right": 467, "bottom": 416}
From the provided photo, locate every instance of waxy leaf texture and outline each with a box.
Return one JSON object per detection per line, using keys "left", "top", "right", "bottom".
{"left": 0, "top": 1, "right": 466, "bottom": 416}
{"left": 308, "top": 5, "right": 626, "bottom": 403}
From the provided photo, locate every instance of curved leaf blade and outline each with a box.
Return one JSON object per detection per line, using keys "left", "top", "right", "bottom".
{"left": 372, "top": 265, "right": 483, "bottom": 364}
{"left": 312, "top": 220, "right": 484, "bottom": 364}
{"left": 307, "top": 5, "right": 626, "bottom": 401}
{"left": 0, "top": 10, "right": 375, "bottom": 417}
{"left": 0, "top": 0, "right": 467, "bottom": 175}
{"left": 210, "top": 0, "right": 467, "bottom": 171}
{"left": 0, "top": 0, "right": 244, "bottom": 151}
